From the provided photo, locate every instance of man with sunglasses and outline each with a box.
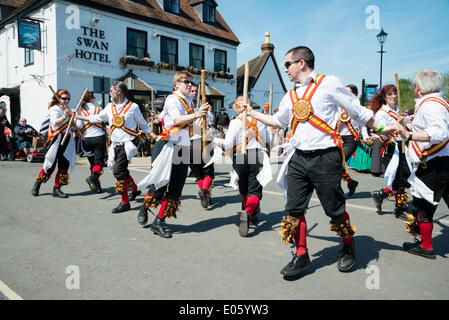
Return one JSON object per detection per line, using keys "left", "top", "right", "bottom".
{"left": 242, "top": 46, "right": 401, "bottom": 278}
{"left": 137, "top": 71, "right": 209, "bottom": 238}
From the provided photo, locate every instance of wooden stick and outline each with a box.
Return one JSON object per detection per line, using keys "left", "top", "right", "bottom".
{"left": 241, "top": 62, "right": 249, "bottom": 155}
{"left": 269, "top": 83, "right": 273, "bottom": 115}
{"left": 395, "top": 73, "right": 405, "bottom": 154}
{"left": 48, "top": 85, "right": 67, "bottom": 111}
{"left": 61, "top": 88, "right": 89, "bottom": 146}
{"left": 201, "top": 70, "right": 207, "bottom": 158}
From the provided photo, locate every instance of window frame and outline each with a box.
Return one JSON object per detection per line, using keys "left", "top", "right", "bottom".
{"left": 163, "top": 0, "right": 180, "bottom": 15}
{"left": 214, "top": 49, "right": 227, "bottom": 73}
{"left": 203, "top": 0, "right": 216, "bottom": 25}
{"left": 189, "top": 43, "right": 205, "bottom": 70}
{"left": 126, "top": 27, "right": 148, "bottom": 58}
{"left": 24, "top": 47, "right": 34, "bottom": 66}
{"left": 160, "top": 36, "right": 179, "bottom": 65}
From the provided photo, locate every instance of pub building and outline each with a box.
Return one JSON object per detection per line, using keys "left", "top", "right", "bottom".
{"left": 0, "top": 0, "right": 239, "bottom": 129}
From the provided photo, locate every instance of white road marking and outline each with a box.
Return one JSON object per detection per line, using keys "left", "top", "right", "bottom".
{"left": 0, "top": 280, "right": 23, "bottom": 300}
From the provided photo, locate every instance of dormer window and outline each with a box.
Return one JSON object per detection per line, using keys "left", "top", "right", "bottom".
{"left": 164, "top": 0, "right": 180, "bottom": 15}
{"left": 203, "top": 0, "right": 216, "bottom": 24}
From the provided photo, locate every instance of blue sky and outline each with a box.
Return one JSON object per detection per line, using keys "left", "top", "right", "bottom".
{"left": 218, "top": 0, "right": 449, "bottom": 92}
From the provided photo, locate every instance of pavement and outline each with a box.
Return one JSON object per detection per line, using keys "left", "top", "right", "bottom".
{"left": 0, "top": 155, "right": 449, "bottom": 301}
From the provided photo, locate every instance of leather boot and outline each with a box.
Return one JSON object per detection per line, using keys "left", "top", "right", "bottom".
{"left": 337, "top": 239, "right": 356, "bottom": 272}
{"left": 138, "top": 204, "right": 149, "bottom": 225}
{"left": 31, "top": 181, "right": 42, "bottom": 197}
{"left": 111, "top": 202, "right": 131, "bottom": 214}
{"left": 371, "top": 189, "right": 388, "bottom": 211}
{"left": 403, "top": 242, "right": 436, "bottom": 260}
{"left": 348, "top": 180, "right": 359, "bottom": 196}
{"left": 53, "top": 187, "right": 68, "bottom": 198}
{"left": 129, "top": 190, "right": 141, "bottom": 201}
{"left": 280, "top": 251, "right": 311, "bottom": 277}
{"left": 85, "top": 175, "right": 98, "bottom": 193}
{"left": 238, "top": 211, "right": 249, "bottom": 237}
{"left": 151, "top": 216, "right": 172, "bottom": 238}
{"left": 198, "top": 189, "right": 208, "bottom": 209}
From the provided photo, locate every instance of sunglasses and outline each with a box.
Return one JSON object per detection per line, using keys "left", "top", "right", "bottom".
{"left": 284, "top": 59, "right": 301, "bottom": 69}
{"left": 60, "top": 97, "right": 70, "bottom": 101}
{"left": 180, "top": 80, "right": 195, "bottom": 85}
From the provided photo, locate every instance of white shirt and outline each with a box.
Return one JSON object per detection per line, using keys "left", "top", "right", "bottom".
{"left": 274, "top": 71, "right": 373, "bottom": 151}
{"left": 411, "top": 92, "right": 449, "bottom": 160}
{"left": 221, "top": 115, "right": 270, "bottom": 152}
{"left": 89, "top": 98, "right": 151, "bottom": 143}
{"left": 162, "top": 91, "right": 194, "bottom": 147}
{"left": 76, "top": 102, "right": 106, "bottom": 138}
{"left": 338, "top": 107, "right": 361, "bottom": 137}
{"left": 373, "top": 104, "right": 402, "bottom": 142}
{"left": 48, "top": 105, "right": 71, "bottom": 134}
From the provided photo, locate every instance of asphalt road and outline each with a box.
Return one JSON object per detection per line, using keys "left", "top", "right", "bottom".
{"left": 1, "top": 156, "right": 448, "bottom": 300}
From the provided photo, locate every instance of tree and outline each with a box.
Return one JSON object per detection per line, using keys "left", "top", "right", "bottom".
{"left": 442, "top": 72, "right": 449, "bottom": 102}
{"left": 397, "top": 78, "right": 415, "bottom": 112}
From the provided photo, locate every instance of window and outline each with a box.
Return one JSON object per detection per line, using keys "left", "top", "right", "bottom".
{"left": 24, "top": 48, "right": 34, "bottom": 66}
{"left": 161, "top": 36, "right": 178, "bottom": 64}
{"left": 164, "top": 0, "right": 179, "bottom": 15}
{"left": 203, "top": 0, "right": 216, "bottom": 24}
{"left": 127, "top": 28, "right": 147, "bottom": 58}
{"left": 214, "top": 49, "right": 226, "bottom": 72}
{"left": 189, "top": 43, "right": 204, "bottom": 69}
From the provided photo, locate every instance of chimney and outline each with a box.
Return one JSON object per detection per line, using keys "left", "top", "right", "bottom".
{"left": 261, "top": 32, "right": 274, "bottom": 54}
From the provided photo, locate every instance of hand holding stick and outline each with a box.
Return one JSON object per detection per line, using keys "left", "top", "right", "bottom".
{"left": 61, "top": 88, "right": 89, "bottom": 145}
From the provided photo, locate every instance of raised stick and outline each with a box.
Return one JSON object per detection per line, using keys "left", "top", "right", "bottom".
{"left": 269, "top": 83, "right": 273, "bottom": 115}
{"left": 61, "top": 88, "right": 89, "bottom": 145}
{"left": 48, "top": 85, "right": 67, "bottom": 111}
{"left": 201, "top": 70, "right": 207, "bottom": 158}
{"left": 395, "top": 73, "right": 405, "bottom": 154}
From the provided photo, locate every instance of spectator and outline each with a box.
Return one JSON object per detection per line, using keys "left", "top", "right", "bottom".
{"left": 215, "top": 107, "right": 230, "bottom": 129}
{"left": 0, "top": 104, "right": 12, "bottom": 160}
{"left": 14, "top": 118, "right": 37, "bottom": 155}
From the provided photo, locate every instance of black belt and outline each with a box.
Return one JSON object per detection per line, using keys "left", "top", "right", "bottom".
{"left": 295, "top": 146, "right": 339, "bottom": 156}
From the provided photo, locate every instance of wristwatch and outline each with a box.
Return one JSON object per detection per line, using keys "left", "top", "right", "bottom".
{"left": 408, "top": 132, "right": 413, "bottom": 141}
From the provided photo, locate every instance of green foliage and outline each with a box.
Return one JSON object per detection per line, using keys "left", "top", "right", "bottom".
{"left": 397, "top": 78, "right": 415, "bottom": 112}
{"left": 442, "top": 72, "right": 449, "bottom": 101}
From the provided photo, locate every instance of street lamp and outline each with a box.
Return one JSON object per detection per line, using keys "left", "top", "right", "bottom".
{"left": 376, "top": 28, "right": 388, "bottom": 89}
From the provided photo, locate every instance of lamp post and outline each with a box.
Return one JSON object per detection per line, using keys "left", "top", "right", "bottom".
{"left": 376, "top": 28, "right": 388, "bottom": 90}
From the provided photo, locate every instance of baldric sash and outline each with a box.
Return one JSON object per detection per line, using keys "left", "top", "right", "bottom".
{"left": 109, "top": 101, "right": 140, "bottom": 145}
{"left": 409, "top": 97, "right": 449, "bottom": 166}
{"left": 336, "top": 111, "right": 360, "bottom": 141}
{"left": 157, "top": 93, "right": 195, "bottom": 141}
{"left": 288, "top": 74, "right": 348, "bottom": 171}
{"left": 80, "top": 106, "right": 107, "bottom": 133}
{"left": 230, "top": 117, "right": 265, "bottom": 154}
{"left": 378, "top": 108, "right": 400, "bottom": 157}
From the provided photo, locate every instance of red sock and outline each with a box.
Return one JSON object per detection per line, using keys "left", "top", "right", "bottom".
{"left": 197, "top": 179, "right": 204, "bottom": 190}
{"left": 342, "top": 211, "right": 353, "bottom": 245}
{"left": 385, "top": 187, "right": 392, "bottom": 194}
{"left": 417, "top": 214, "right": 433, "bottom": 250}
{"left": 121, "top": 179, "right": 129, "bottom": 204}
{"left": 202, "top": 176, "right": 213, "bottom": 191}
{"left": 245, "top": 195, "right": 259, "bottom": 217}
{"left": 128, "top": 175, "right": 138, "bottom": 193}
{"left": 157, "top": 198, "right": 168, "bottom": 218}
{"left": 54, "top": 170, "right": 62, "bottom": 188}
{"left": 294, "top": 216, "right": 307, "bottom": 255}
{"left": 38, "top": 168, "right": 46, "bottom": 177}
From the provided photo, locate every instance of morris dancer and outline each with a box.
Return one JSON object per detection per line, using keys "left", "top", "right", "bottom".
{"left": 31, "top": 89, "right": 76, "bottom": 198}
{"left": 137, "top": 71, "right": 209, "bottom": 238}
{"left": 370, "top": 85, "right": 411, "bottom": 220}
{"left": 76, "top": 91, "right": 107, "bottom": 193}
{"left": 75, "top": 81, "right": 152, "bottom": 213}
{"left": 243, "top": 46, "right": 399, "bottom": 277}
{"left": 212, "top": 96, "right": 272, "bottom": 237}
{"left": 398, "top": 69, "right": 449, "bottom": 259}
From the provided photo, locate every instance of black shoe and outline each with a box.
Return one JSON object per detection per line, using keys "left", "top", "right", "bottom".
{"left": 280, "top": 251, "right": 311, "bottom": 277}
{"left": 85, "top": 176, "right": 98, "bottom": 193}
{"left": 129, "top": 190, "right": 141, "bottom": 201}
{"left": 151, "top": 216, "right": 172, "bottom": 238}
{"left": 348, "top": 180, "right": 358, "bottom": 196}
{"left": 138, "top": 205, "right": 149, "bottom": 225}
{"left": 394, "top": 208, "right": 409, "bottom": 221}
{"left": 111, "top": 202, "right": 130, "bottom": 214}
{"left": 403, "top": 242, "right": 436, "bottom": 259}
{"left": 238, "top": 211, "right": 249, "bottom": 237}
{"left": 371, "top": 189, "right": 387, "bottom": 211}
{"left": 337, "top": 240, "right": 356, "bottom": 272}
{"left": 53, "top": 187, "right": 68, "bottom": 198}
{"left": 249, "top": 215, "right": 259, "bottom": 226}
{"left": 31, "top": 181, "right": 42, "bottom": 197}
{"left": 198, "top": 189, "right": 208, "bottom": 209}
{"left": 95, "top": 181, "right": 102, "bottom": 193}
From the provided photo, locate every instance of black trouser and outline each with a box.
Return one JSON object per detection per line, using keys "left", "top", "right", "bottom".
{"left": 113, "top": 144, "right": 130, "bottom": 180}
{"left": 371, "top": 139, "right": 385, "bottom": 175}
{"left": 286, "top": 147, "right": 346, "bottom": 219}
{"left": 45, "top": 137, "right": 70, "bottom": 175}
{"left": 232, "top": 148, "right": 264, "bottom": 199}
{"left": 148, "top": 139, "right": 189, "bottom": 200}
{"left": 412, "top": 156, "right": 449, "bottom": 222}
{"left": 189, "top": 138, "right": 214, "bottom": 181}
{"left": 82, "top": 135, "right": 107, "bottom": 169}
{"left": 383, "top": 141, "right": 411, "bottom": 190}
{"left": 341, "top": 135, "right": 359, "bottom": 160}
{"left": 0, "top": 125, "right": 7, "bottom": 156}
